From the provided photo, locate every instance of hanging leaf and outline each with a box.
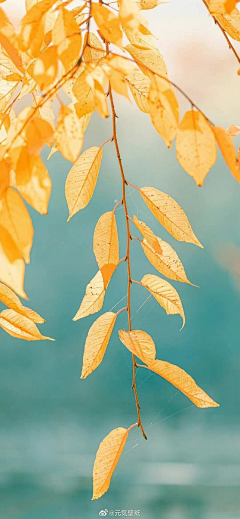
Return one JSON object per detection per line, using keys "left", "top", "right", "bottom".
{"left": 213, "top": 126, "right": 240, "bottom": 183}
{"left": 93, "top": 211, "right": 119, "bottom": 288}
{"left": 215, "top": 7, "right": 240, "bottom": 40}
{"left": 140, "top": 0, "right": 162, "bottom": 8}
{"left": 119, "top": 0, "right": 140, "bottom": 33}
{"left": 32, "top": 45, "right": 58, "bottom": 89}
{"left": 119, "top": 329, "right": 156, "bottom": 364}
{"left": 73, "top": 270, "right": 105, "bottom": 321}
{"left": 54, "top": 105, "right": 84, "bottom": 163}
{"left": 18, "top": 0, "right": 56, "bottom": 58}
{"left": 176, "top": 110, "right": 217, "bottom": 186}
{"left": 141, "top": 237, "right": 194, "bottom": 285}
{"left": 52, "top": 7, "right": 82, "bottom": 69}
{"left": 0, "top": 226, "right": 26, "bottom": 298}
{"left": 15, "top": 148, "right": 52, "bottom": 215}
{"left": 148, "top": 359, "right": 219, "bottom": 408}
{"left": 81, "top": 311, "right": 117, "bottom": 379}
{"left": 140, "top": 186, "right": 203, "bottom": 246}
{"left": 124, "top": 13, "right": 157, "bottom": 50}
{"left": 73, "top": 69, "right": 95, "bottom": 118}
{"left": 0, "top": 309, "right": 54, "bottom": 340}
{"left": 132, "top": 215, "right": 162, "bottom": 254}
{"left": 65, "top": 146, "right": 102, "bottom": 221}
{"left": 126, "top": 44, "right": 168, "bottom": 79}
{"left": 92, "top": 426, "right": 129, "bottom": 500}
{"left": 0, "top": 187, "right": 34, "bottom": 264}
{"left": 148, "top": 75, "right": 179, "bottom": 147}
{"left": 83, "top": 33, "right": 105, "bottom": 64}
{"left": 91, "top": 3, "right": 123, "bottom": 47}
{"left": 141, "top": 274, "right": 185, "bottom": 327}
{"left": 126, "top": 71, "right": 150, "bottom": 113}
{"left": 0, "top": 282, "right": 44, "bottom": 323}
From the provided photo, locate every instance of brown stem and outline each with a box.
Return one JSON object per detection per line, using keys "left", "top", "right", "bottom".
{"left": 202, "top": 0, "right": 240, "bottom": 65}
{"left": 106, "top": 42, "right": 147, "bottom": 441}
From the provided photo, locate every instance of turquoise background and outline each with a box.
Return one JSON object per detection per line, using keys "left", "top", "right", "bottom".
{"left": 1, "top": 97, "right": 240, "bottom": 519}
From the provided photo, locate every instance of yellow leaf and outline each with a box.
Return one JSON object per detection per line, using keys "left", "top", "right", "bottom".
{"left": 142, "top": 237, "right": 194, "bottom": 284}
{"left": 33, "top": 45, "right": 58, "bottom": 89}
{"left": 15, "top": 148, "right": 52, "bottom": 215}
{"left": 148, "top": 76, "right": 179, "bottom": 147}
{"left": 226, "top": 123, "right": 240, "bottom": 137}
{"left": 139, "top": 0, "right": 161, "bottom": 8}
{"left": 0, "top": 8, "right": 23, "bottom": 70}
{"left": 25, "top": 115, "right": 54, "bottom": 157}
{"left": 91, "top": 3, "right": 123, "bottom": 47}
{"left": 119, "top": 329, "right": 156, "bottom": 364}
{"left": 126, "top": 44, "right": 168, "bottom": 79}
{"left": 83, "top": 32, "right": 105, "bottom": 64}
{"left": 0, "top": 187, "right": 34, "bottom": 264}
{"left": 140, "top": 186, "right": 203, "bottom": 246}
{"left": 215, "top": 7, "right": 240, "bottom": 40}
{"left": 124, "top": 13, "right": 157, "bottom": 50}
{"left": 126, "top": 71, "right": 150, "bottom": 113}
{"left": 54, "top": 105, "right": 84, "bottom": 163}
{"left": 213, "top": 126, "right": 240, "bottom": 183}
{"left": 73, "top": 270, "right": 105, "bottom": 321}
{"left": 141, "top": 273, "right": 185, "bottom": 327}
{"left": 18, "top": 0, "right": 56, "bottom": 57}
{"left": 92, "top": 426, "right": 129, "bottom": 500}
{"left": 176, "top": 110, "right": 217, "bottom": 186}
{"left": 52, "top": 7, "right": 82, "bottom": 69}
{"left": 0, "top": 79, "right": 19, "bottom": 111}
{"left": 147, "top": 359, "right": 219, "bottom": 408}
{"left": 0, "top": 309, "right": 54, "bottom": 340}
{"left": 209, "top": 0, "right": 237, "bottom": 13}
{"left": 73, "top": 69, "right": 95, "bottom": 117}
{"left": 0, "top": 226, "right": 26, "bottom": 298}
{"left": 119, "top": 0, "right": 140, "bottom": 32}
{"left": 93, "top": 211, "right": 119, "bottom": 288}
{"left": 0, "top": 282, "right": 44, "bottom": 323}
{"left": 81, "top": 311, "right": 117, "bottom": 378}
{"left": 65, "top": 146, "right": 102, "bottom": 221}
{"left": 0, "top": 158, "right": 10, "bottom": 194}
{"left": 132, "top": 215, "right": 162, "bottom": 254}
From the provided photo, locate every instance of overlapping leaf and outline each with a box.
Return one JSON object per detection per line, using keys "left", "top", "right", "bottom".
{"left": 0, "top": 309, "right": 53, "bottom": 340}
{"left": 0, "top": 283, "right": 44, "bottom": 323}
{"left": 141, "top": 274, "right": 185, "bottom": 327}
{"left": 73, "top": 270, "right": 105, "bottom": 321}
{"left": 119, "top": 329, "right": 156, "bottom": 364}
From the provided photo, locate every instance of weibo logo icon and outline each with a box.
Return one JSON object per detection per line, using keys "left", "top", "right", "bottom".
{"left": 99, "top": 510, "right": 108, "bottom": 517}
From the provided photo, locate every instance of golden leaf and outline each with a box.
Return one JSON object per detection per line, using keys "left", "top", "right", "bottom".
{"left": 226, "top": 123, "right": 240, "bottom": 137}
{"left": 132, "top": 215, "right": 162, "bottom": 254}
{"left": 176, "top": 110, "right": 217, "bottom": 187}
{"left": 215, "top": 7, "right": 240, "bottom": 40}
{"left": 209, "top": 0, "right": 237, "bottom": 13}
{"left": 0, "top": 187, "right": 34, "bottom": 264}
{"left": 81, "top": 311, "right": 117, "bottom": 379}
{"left": 18, "top": 0, "right": 56, "bottom": 58}
{"left": 148, "top": 76, "right": 179, "bottom": 147}
{"left": 15, "top": 148, "right": 52, "bottom": 215}
{"left": 0, "top": 282, "right": 44, "bottom": 323}
{"left": 52, "top": 7, "right": 82, "bottom": 69}
{"left": 119, "top": 0, "right": 140, "bottom": 33}
{"left": 91, "top": 3, "right": 123, "bottom": 47}
{"left": 83, "top": 32, "right": 105, "bottom": 64}
{"left": 54, "top": 105, "right": 84, "bottom": 163}
{"left": 119, "top": 329, "right": 156, "bottom": 364}
{"left": 25, "top": 115, "right": 54, "bottom": 157}
{"left": 93, "top": 211, "right": 119, "bottom": 288}
{"left": 141, "top": 237, "right": 194, "bottom": 284}
{"left": 65, "top": 146, "right": 102, "bottom": 221}
{"left": 0, "top": 158, "right": 10, "bottom": 194}
{"left": 148, "top": 359, "right": 219, "bottom": 408}
{"left": 73, "top": 69, "right": 95, "bottom": 117}
{"left": 141, "top": 273, "right": 185, "bottom": 327}
{"left": 0, "top": 8, "right": 23, "bottom": 70}
{"left": 0, "top": 78, "right": 19, "bottom": 112}
{"left": 126, "top": 71, "right": 150, "bottom": 113}
{"left": 33, "top": 45, "right": 58, "bottom": 89}
{"left": 124, "top": 13, "right": 156, "bottom": 50}
{"left": 140, "top": 186, "right": 203, "bottom": 246}
{"left": 126, "top": 44, "right": 168, "bottom": 79}
{"left": 73, "top": 270, "right": 105, "bottom": 321}
{"left": 0, "top": 226, "right": 26, "bottom": 298}
{"left": 139, "top": 0, "right": 162, "bottom": 8}
{"left": 213, "top": 126, "right": 240, "bottom": 182}
{"left": 92, "top": 426, "right": 129, "bottom": 500}
{"left": 0, "top": 309, "right": 54, "bottom": 340}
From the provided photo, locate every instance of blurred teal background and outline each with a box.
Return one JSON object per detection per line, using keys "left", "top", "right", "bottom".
{"left": 2, "top": 1, "right": 240, "bottom": 518}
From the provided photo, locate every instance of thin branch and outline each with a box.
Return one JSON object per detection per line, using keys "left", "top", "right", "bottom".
{"left": 202, "top": 0, "right": 240, "bottom": 65}
{"left": 107, "top": 41, "right": 147, "bottom": 441}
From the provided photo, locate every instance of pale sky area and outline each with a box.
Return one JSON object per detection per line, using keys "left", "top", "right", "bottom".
{"left": 4, "top": 0, "right": 240, "bottom": 124}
